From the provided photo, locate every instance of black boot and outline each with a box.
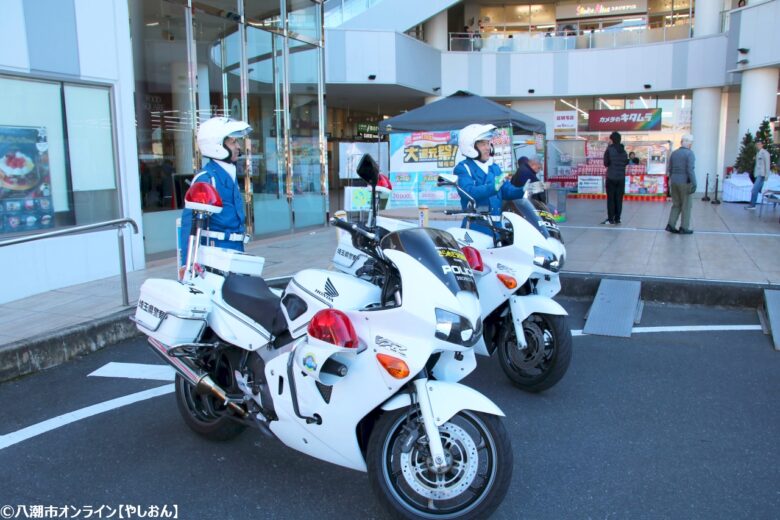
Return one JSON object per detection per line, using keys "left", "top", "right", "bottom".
{"left": 665, "top": 224, "right": 679, "bottom": 233}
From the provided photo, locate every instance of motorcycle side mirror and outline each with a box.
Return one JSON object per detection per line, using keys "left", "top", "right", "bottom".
{"left": 356, "top": 154, "right": 379, "bottom": 187}
{"left": 185, "top": 182, "right": 223, "bottom": 214}
{"left": 437, "top": 174, "right": 457, "bottom": 187}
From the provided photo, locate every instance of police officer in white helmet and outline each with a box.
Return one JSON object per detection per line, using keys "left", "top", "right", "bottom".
{"left": 454, "top": 123, "right": 524, "bottom": 233}
{"left": 178, "top": 117, "right": 252, "bottom": 277}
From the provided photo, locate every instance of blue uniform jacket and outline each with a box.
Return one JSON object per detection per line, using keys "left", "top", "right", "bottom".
{"left": 453, "top": 158, "right": 524, "bottom": 215}
{"left": 178, "top": 160, "right": 246, "bottom": 266}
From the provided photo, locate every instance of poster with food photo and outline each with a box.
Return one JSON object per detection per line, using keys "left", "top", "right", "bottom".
{"left": 0, "top": 126, "right": 54, "bottom": 234}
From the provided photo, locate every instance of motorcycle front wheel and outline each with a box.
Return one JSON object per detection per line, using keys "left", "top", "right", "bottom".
{"left": 497, "top": 313, "right": 572, "bottom": 393}
{"left": 367, "top": 408, "right": 513, "bottom": 519}
{"left": 174, "top": 374, "right": 246, "bottom": 441}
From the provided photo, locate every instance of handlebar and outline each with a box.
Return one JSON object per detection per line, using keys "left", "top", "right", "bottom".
{"left": 330, "top": 218, "right": 376, "bottom": 241}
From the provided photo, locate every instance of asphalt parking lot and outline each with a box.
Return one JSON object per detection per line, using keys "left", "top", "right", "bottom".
{"left": 1, "top": 298, "right": 778, "bottom": 520}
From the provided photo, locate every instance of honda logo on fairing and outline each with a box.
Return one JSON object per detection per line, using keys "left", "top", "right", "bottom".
{"left": 314, "top": 278, "right": 340, "bottom": 301}
{"left": 325, "top": 278, "right": 339, "bottom": 299}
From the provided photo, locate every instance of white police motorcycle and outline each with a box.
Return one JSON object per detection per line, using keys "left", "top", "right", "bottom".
{"left": 132, "top": 157, "right": 513, "bottom": 519}
{"left": 333, "top": 171, "right": 571, "bottom": 393}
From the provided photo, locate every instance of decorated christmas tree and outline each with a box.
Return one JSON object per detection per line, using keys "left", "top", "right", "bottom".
{"left": 754, "top": 119, "right": 779, "bottom": 171}
{"left": 734, "top": 131, "right": 756, "bottom": 179}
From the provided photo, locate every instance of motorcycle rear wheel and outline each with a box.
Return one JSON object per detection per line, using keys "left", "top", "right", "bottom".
{"left": 497, "top": 313, "right": 572, "bottom": 393}
{"left": 174, "top": 374, "right": 246, "bottom": 441}
{"left": 367, "top": 408, "right": 513, "bottom": 519}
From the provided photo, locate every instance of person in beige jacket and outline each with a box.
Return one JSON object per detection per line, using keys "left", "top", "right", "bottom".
{"left": 746, "top": 140, "right": 771, "bottom": 209}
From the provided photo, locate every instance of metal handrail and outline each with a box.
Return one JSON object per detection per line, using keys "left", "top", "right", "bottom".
{"left": 0, "top": 218, "right": 139, "bottom": 307}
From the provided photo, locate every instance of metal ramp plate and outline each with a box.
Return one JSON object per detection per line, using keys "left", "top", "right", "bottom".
{"left": 583, "top": 279, "right": 642, "bottom": 338}
{"left": 764, "top": 290, "right": 780, "bottom": 351}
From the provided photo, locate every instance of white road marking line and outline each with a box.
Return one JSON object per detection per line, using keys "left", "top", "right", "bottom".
{"left": 88, "top": 362, "right": 175, "bottom": 381}
{"left": 0, "top": 384, "right": 174, "bottom": 451}
{"left": 572, "top": 324, "right": 762, "bottom": 337}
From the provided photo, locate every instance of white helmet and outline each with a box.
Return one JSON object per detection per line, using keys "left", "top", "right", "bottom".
{"left": 196, "top": 117, "right": 252, "bottom": 161}
{"left": 458, "top": 123, "right": 496, "bottom": 160}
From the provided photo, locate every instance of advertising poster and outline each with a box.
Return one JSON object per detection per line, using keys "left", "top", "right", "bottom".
{"left": 387, "top": 172, "right": 419, "bottom": 208}
{"left": 627, "top": 175, "right": 666, "bottom": 195}
{"left": 0, "top": 126, "right": 54, "bottom": 235}
{"left": 578, "top": 175, "right": 604, "bottom": 194}
{"left": 388, "top": 129, "right": 516, "bottom": 207}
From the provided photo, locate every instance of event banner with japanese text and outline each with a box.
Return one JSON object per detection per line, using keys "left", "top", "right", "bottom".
{"left": 387, "top": 128, "right": 514, "bottom": 208}
{"left": 587, "top": 109, "right": 662, "bottom": 131}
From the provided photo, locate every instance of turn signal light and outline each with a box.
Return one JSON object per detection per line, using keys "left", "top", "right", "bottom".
{"left": 497, "top": 273, "right": 517, "bottom": 289}
{"left": 462, "top": 246, "right": 484, "bottom": 272}
{"left": 376, "top": 353, "right": 410, "bottom": 379}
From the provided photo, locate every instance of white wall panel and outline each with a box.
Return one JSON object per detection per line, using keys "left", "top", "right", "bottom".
{"left": 74, "top": 0, "right": 119, "bottom": 81}
{"left": 737, "top": 1, "right": 780, "bottom": 70}
{"left": 0, "top": 0, "right": 29, "bottom": 72}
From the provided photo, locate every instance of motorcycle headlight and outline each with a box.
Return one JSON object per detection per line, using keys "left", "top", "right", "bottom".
{"left": 435, "top": 308, "right": 482, "bottom": 347}
{"left": 533, "top": 246, "right": 560, "bottom": 273}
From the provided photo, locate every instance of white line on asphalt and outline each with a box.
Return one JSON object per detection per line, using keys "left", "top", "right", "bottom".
{"left": 0, "top": 384, "right": 174, "bottom": 451}
{"left": 88, "top": 362, "right": 175, "bottom": 381}
{"left": 572, "top": 324, "right": 763, "bottom": 336}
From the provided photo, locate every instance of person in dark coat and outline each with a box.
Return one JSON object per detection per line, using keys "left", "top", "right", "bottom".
{"left": 602, "top": 131, "right": 629, "bottom": 224}
{"left": 511, "top": 156, "right": 546, "bottom": 202}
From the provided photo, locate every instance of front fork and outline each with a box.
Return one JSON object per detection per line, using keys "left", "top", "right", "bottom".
{"left": 413, "top": 378, "right": 448, "bottom": 472}
{"left": 508, "top": 296, "right": 528, "bottom": 349}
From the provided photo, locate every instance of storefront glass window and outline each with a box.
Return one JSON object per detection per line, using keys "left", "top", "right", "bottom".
{"left": 289, "top": 40, "right": 325, "bottom": 227}
{"left": 0, "top": 76, "right": 118, "bottom": 237}
{"left": 247, "top": 26, "right": 291, "bottom": 235}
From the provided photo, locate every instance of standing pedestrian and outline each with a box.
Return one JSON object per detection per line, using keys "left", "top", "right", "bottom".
{"left": 602, "top": 131, "right": 628, "bottom": 224}
{"left": 665, "top": 134, "right": 697, "bottom": 234}
{"left": 745, "top": 139, "right": 770, "bottom": 209}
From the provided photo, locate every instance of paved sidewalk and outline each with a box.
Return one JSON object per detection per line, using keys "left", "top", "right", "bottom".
{"left": 0, "top": 197, "right": 777, "bottom": 380}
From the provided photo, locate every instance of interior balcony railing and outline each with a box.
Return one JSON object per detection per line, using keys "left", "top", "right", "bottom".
{"left": 324, "top": 0, "right": 383, "bottom": 28}
{"left": 449, "top": 23, "right": 692, "bottom": 53}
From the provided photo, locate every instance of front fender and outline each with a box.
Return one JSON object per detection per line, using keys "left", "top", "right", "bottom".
{"left": 380, "top": 380, "right": 504, "bottom": 426}
{"left": 509, "top": 294, "right": 568, "bottom": 323}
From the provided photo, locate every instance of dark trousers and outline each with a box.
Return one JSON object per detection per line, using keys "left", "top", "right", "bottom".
{"left": 606, "top": 178, "right": 625, "bottom": 222}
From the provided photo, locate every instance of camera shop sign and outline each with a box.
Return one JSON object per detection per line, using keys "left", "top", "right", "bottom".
{"left": 588, "top": 109, "right": 662, "bottom": 131}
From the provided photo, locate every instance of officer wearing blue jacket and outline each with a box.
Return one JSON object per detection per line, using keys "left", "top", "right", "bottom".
{"left": 454, "top": 124, "right": 524, "bottom": 233}
{"left": 178, "top": 117, "right": 251, "bottom": 273}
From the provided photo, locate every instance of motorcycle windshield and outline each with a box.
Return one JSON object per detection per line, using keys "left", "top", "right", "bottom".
{"left": 510, "top": 199, "right": 550, "bottom": 239}
{"left": 380, "top": 228, "right": 478, "bottom": 295}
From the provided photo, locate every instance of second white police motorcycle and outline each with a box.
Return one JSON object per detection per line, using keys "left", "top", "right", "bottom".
{"left": 333, "top": 168, "right": 571, "bottom": 393}
{"left": 132, "top": 162, "right": 513, "bottom": 519}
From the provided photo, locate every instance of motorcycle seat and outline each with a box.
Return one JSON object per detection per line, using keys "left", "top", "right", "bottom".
{"left": 222, "top": 274, "right": 287, "bottom": 337}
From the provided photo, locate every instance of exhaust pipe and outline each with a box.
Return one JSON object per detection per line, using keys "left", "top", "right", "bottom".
{"left": 147, "top": 337, "right": 248, "bottom": 418}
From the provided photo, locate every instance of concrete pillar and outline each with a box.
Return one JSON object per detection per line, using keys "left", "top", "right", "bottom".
{"left": 737, "top": 67, "right": 779, "bottom": 144}
{"left": 694, "top": 0, "right": 721, "bottom": 37}
{"left": 424, "top": 10, "right": 449, "bottom": 51}
{"left": 510, "top": 100, "right": 555, "bottom": 141}
{"left": 691, "top": 87, "right": 721, "bottom": 191}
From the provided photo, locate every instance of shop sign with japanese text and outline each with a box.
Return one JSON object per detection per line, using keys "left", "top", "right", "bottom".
{"left": 587, "top": 109, "right": 662, "bottom": 131}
